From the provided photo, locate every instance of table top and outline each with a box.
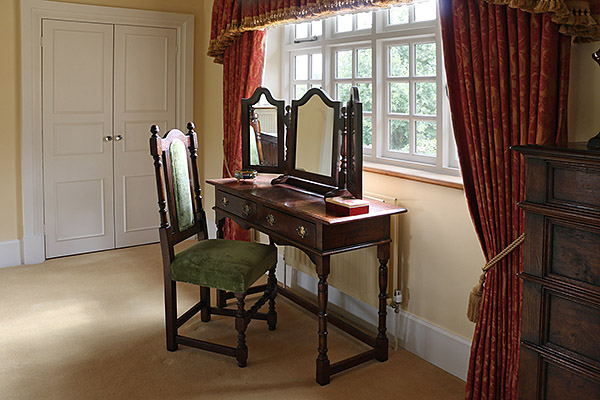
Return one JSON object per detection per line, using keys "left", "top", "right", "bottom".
{"left": 207, "top": 174, "right": 406, "bottom": 226}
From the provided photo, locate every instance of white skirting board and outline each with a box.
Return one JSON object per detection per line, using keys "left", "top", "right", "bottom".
{"left": 280, "top": 262, "right": 471, "bottom": 381}
{"left": 0, "top": 240, "right": 23, "bottom": 268}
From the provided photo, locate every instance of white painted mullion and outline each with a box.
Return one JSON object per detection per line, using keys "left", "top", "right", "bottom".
{"left": 409, "top": 40, "right": 416, "bottom": 157}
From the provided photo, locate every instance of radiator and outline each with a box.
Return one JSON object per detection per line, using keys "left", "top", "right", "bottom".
{"left": 254, "top": 107, "right": 277, "bottom": 134}
{"left": 284, "top": 192, "right": 400, "bottom": 308}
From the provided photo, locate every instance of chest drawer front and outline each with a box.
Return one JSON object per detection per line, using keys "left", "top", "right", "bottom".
{"left": 547, "top": 162, "right": 600, "bottom": 213}
{"left": 548, "top": 219, "right": 600, "bottom": 290}
{"left": 519, "top": 346, "right": 600, "bottom": 400}
{"left": 546, "top": 291, "right": 600, "bottom": 365}
{"left": 544, "top": 361, "right": 600, "bottom": 400}
{"left": 216, "top": 190, "right": 257, "bottom": 222}
{"left": 261, "top": 207, "right": 316, "bottom": 247}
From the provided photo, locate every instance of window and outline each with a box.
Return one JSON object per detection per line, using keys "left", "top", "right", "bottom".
{"left": 282, "top": 1, "right": 459, "bottom": 174}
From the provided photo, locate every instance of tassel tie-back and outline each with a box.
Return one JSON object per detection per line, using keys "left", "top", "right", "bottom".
{"left": 467, "top": 233, "right": 526, "bottom": 323}
{"left": 483, "top": 0, "right": 600, "bottom": 43}
{"left": 208, "top": 0, "right": 414, "bottom": 64}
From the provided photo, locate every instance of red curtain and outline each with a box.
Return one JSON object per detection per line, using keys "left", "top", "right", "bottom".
{"left": 222, "top": 30, "right": 266, "bottom": 241}
{"left": 440, "top": 0, "right": 570, "bottom": 398}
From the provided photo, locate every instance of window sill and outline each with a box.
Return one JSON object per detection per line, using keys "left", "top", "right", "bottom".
{"left": 363, "top": 162, "right": 464, "bottom": 190}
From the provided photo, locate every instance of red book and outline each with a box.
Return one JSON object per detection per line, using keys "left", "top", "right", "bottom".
{"left": 325, "top": 196, "right": 369, "bottom": 216}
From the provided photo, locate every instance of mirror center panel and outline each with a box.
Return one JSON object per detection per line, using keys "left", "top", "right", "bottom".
{"left": 295, "top": 95, "right": 334, "bottom": 176}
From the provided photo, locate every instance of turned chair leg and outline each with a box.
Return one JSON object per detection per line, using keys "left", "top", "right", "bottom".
{"left": 267, "top": 265, "right": 277, "bottom": 331}
{"left": 234, "top": 293, "right": 248, "bottom": 367}
{"left": 200, "top": 286, "right": 211, "bottom": 322}
{"left": 165, "top": 280, "right": 178, "bottom": 351}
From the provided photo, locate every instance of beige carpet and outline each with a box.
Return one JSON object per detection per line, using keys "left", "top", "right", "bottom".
{"left": 0, "top": 243, "right": 464, "bottom": 400}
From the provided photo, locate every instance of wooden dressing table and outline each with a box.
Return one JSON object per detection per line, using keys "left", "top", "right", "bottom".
{"left": 207, "top": 175, "right": 406, "bottom": 385}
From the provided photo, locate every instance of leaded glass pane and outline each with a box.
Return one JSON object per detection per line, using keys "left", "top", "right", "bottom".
{"left": 389, "top": 120, "right": 409, "bottom": 152}
{"left": 415, "top": 121, "right": 437, "bottom": 156}
{"left": 389, "top": 45, "right": 409, "bottom": 77}
{"left": 389, "top": 82, "right": 409, "bottom": 114}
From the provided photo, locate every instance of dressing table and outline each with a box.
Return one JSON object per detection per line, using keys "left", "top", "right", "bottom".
{"left": 207, "top": 87, "right": 407, "bottom": 385}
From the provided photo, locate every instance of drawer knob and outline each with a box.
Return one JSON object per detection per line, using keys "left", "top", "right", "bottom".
{"left": 266, "top": 213, "right": 277, "bottom": 226}
{"left": 242, "top": 204, "right": 250, "bottom": 216}
{"left": 221, "top": 196, "right": 229, "bottom": 207}
{"left": 297, "top": 225, "right": 307, "bottom": 239}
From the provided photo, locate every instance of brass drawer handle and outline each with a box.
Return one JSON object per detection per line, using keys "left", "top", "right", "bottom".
{"left": 266, "top": 213, "right": 277, "bottom": 226}
{"left": 242, "top": 204, "right": 250, "bottom": 216}
{"left": 297, "top": 225, "right": 307, "bottom": 239}
{"left": 221, "top": 196, "right": 229, "bottom": 207}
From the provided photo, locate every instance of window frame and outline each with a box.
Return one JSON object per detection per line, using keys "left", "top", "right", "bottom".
{"left": 281, "top": 2, "right": 459, "bottom": 176}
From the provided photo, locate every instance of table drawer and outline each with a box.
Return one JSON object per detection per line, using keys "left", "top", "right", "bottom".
{"left": 261, "top": 207, "right": 316, "bottom": 247}
{"left": 216, "top": 190, "right": 258, "bottom": 222}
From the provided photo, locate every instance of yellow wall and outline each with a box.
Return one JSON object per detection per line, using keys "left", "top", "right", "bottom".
{"left": 569, "top": 42, "right": 600, "bottom": 143}
{"left": 363, "top": 175, "right": 483, "bottom": 339}
{"left": 0, "top": 0, "right": 22, "bottom": 242}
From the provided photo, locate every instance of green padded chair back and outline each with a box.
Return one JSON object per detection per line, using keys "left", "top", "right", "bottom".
{"left": 169, "top": 139, "right": 194, "bottom": 232}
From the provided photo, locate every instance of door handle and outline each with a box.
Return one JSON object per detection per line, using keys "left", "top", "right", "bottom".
{"left": 104, "top": 136, "right": 113, "bottom": 142}
{"left": 115, "top": 135, "right": 123, "bottom": 141}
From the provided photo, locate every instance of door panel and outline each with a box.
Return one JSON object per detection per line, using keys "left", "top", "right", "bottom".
{"left": 43, "top": 20, "right": 115, "bottom": 258}
{"left": 55, "top": 179, "right": 106, "bottom": 240}
{"left": 113, "top": 25, "right": 176, "bottom": 247}
{"left": 122, "top": 175, "right": 159, "bottom": 233}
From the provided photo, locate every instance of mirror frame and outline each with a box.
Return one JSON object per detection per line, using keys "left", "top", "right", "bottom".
{"left": 241, "top": 87, "right": 287, "bottom": 173}
{"left": 281, "top": 88, "right": 343, "bottom": 195}
{"left": 345, "top": 87, "right": 363, "bottom": 199}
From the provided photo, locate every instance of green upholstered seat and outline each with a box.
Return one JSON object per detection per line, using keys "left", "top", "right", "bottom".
{"left": 171, "top": 239, "right": 277, "bottom": 293}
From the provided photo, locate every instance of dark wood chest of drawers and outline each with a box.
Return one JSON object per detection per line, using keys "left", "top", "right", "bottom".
{"left": 514, "top": 144, "right": 600, "bottom": 400}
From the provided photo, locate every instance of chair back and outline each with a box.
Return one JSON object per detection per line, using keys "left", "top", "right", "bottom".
{"left": 249, "top": 109, "right": 265, "bottom": 165}
{"left": 149, "top": 122, "right": 208, "bottom": 251}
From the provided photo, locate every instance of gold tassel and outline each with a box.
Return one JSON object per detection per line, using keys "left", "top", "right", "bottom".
{"left": 467, "top": 233, "right": 526, "bottom": 324}
{"left": 467, "top": 273, "right": 485, "bottom": 323}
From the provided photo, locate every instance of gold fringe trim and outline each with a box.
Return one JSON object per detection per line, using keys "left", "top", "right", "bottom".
{"left": 467, "top": 233, "right": 525, "bottom": 323}
{"left": 483, "top": 0, "right": 600, "bottom": 43}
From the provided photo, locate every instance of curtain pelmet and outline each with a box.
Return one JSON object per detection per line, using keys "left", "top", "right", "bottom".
{"left": 208, "top": 0, "right": 414, "bottom": 63}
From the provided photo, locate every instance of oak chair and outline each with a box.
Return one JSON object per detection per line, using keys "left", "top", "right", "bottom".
{"left": 149, "top": 122, "right": 277, "bottom": 367}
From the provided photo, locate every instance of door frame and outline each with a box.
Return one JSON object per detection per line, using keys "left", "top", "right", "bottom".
{"left": 20, "top": 0, "right": 194, "bottom": 264}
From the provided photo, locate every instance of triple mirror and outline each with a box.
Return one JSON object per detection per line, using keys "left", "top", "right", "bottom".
{"left": 241, "top": 86, "right": 363, "bottom": 199}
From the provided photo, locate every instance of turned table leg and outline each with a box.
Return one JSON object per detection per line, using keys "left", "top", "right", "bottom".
{"left": 376, "top": 243, "right": 390, "bottom": 362}
{"left": 215, "top": 217, "right": 228, "bottom": 308}
{"left": 316, "top": 256, "right": 331, "bottom": 385}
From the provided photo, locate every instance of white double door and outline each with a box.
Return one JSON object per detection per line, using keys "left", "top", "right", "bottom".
{"left": 42, "top": 20, "right": 177, "bottom": 258}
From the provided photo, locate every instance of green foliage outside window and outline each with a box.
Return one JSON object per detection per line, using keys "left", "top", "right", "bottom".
{"left": 389, "top": 120, "right": 409, "bottom": 152}
{"left": 416, "top": 121, "right": 436, "bottom": 156}
{"left": 415, "top": 43, "right": 436, "bottom": 76}
{"left": 363, "top": 117, "right": 372, "bottom": 147}
{"left": 390, "top": 45, "right": 409, "bottom": 77}
{"left": 390, "top": 82, "right": 409, "bottom": 114}
{"left": 337, "top": 50, "right": 352, "bottom": 78}
{"left": 415, "top": 82, "right": 436, "bottom": 116}
{"left": 357, "top": 48, "right": 371, "bottom": 78}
